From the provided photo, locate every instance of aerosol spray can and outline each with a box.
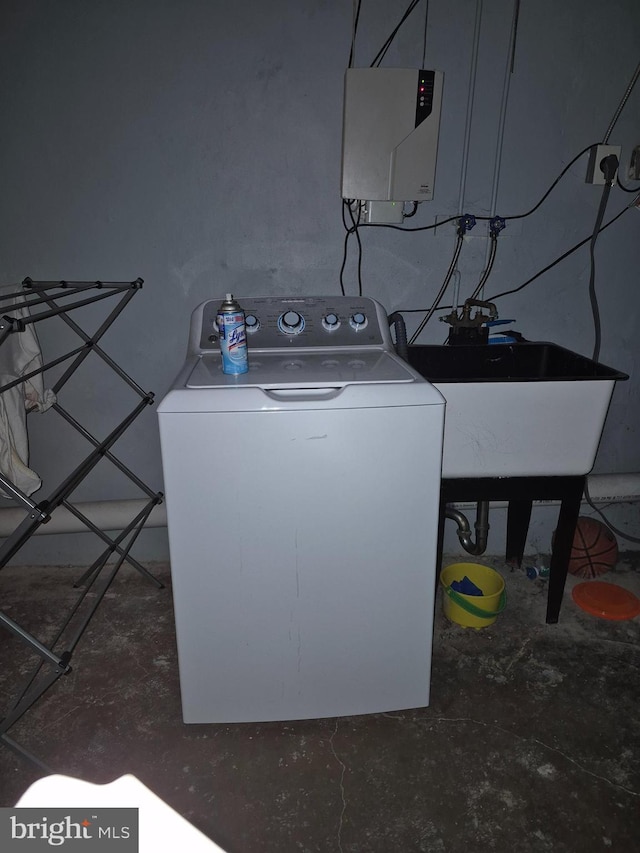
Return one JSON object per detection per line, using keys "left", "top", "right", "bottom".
{"left": 217, "top": 293, "right": 249, "bottom": 375}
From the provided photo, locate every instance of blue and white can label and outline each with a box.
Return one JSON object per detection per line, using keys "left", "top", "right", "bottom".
{"left": 217, "top": 310, "right": 249, "bottom": 374}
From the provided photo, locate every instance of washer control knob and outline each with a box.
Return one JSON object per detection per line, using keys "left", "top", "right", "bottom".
{"left": 245, "top": 314, "right": 260, "bottom": 333}
{"left": 350, "top": 312, "right": 368, "bottom": 331}
{"left": 279, "top": 310, "right": 305, "bottom": 335}
{"left": 322, "top": 312, "right": 340, "bottom": 331}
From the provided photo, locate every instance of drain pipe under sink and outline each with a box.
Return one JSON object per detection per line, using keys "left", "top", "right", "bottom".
{"left": 446, "top": 500, "right": 490, "bottom": 555}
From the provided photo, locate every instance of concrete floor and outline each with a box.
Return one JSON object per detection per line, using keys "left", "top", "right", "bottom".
{"left": 0, "top": 556, "right": 639, "bottom": 852}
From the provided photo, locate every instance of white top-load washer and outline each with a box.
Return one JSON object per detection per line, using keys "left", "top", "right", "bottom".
{"left": 157, "top": 296, "right": 445, "bottom": 723}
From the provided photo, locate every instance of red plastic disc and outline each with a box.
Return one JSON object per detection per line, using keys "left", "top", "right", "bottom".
{"left": 572, "top": 581, "right": 640, "bottom": 621}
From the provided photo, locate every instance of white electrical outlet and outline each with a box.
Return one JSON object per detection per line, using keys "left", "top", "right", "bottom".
{"left": 586, "top": 144, "right": 621, "bottom": 185}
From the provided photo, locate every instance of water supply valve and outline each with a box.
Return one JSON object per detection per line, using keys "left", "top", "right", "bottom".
{"left": 457, "top": 214, "right": 476, "bottom": 235}
{"left": 489, "top": 216, "right": 506, "bottom": 237}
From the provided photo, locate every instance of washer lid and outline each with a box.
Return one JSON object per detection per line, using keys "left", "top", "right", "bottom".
{"left": 186, "top": 350, "right": 417, "bottom": 389}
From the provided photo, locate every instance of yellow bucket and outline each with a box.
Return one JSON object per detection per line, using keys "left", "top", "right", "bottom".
{"left": 440, "top": 562, "right": 506, "bottom": 629}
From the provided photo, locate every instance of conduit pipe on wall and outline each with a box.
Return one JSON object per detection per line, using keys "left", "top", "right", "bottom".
{"left": 0, "top": 474, "right": 636, "bottom": 539}
{"left": 479, "top": 0, "right": 520, "bottom": 282}
{"left": 449, "top": 473, "right": 640, "bottom": 512}
{"left": 0, "top": 499, "right": 167, "bottom": 537}
{"left": 446, "top": 473, "right": 640, "bottom": 555}
{"left": 486, "top": 0, "right": 519, "bottom": 220}
{"left": 456, "top": 0, "right": 483, "bottom": 217}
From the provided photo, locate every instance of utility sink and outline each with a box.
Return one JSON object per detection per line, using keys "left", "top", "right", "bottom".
{"left": 407, "top": 343, "right": 628, "bottom": 478}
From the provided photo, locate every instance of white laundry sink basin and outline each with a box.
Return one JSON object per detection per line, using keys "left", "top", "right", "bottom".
{"left": 407, "top": 343, "right": 628, "bottom": 478}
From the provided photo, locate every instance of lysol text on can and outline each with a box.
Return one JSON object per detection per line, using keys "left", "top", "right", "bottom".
{"left": 217, "top": 293, "right": 249, "bottom": 375}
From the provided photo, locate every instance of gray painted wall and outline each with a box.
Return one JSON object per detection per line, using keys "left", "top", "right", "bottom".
{"left": 0, "top": 0, "right": 638, "bottom": 564}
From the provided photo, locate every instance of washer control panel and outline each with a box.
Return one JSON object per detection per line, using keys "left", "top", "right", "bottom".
{"left": 197, "top": 296, "right": 388, "bottom": 351}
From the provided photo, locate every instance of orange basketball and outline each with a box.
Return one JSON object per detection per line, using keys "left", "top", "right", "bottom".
{"left": 567, "top": 517, "right": 618, "bottom": 578}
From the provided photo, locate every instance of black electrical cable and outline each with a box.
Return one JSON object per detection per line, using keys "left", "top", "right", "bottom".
{"left": 340, "top": 200, "right": 364, "bottom": 296}
{"left": 588, "top": 178, "right": 613, "bottom": 362}
{"left": 372, "top": 0, "right": 421, "bottom": 67}
{"left": 400, "top": 202, "right": 630, "bottom": 314}
{"left": 360, "top": 214, "right": 458, "bottom": 233}
{"left": 347, "top": 201, "right": 364, "bottom": 296}
{"left": 359, "top": 143, "right": 599, "bottom": 235}
{"left": 421, "top": 0, "right": 429, "bottom": 67}
{"left": 400, "top": 154, "right": 630, "bottom": 311}
{"left": 371, "top": 0, "right": 422, "bottom": 68}
{"left": 584, "top": 480, "right": 640, "bottom": 544}
{"left": 340, "top": 200, "right": 359, "bottom": 295}
{"left": 348, "top": 0, "right": 363, "bottom": 68}
{"left": 617, "top": 174, "right": 640, "bottom": 193}
{"left": 499, "top": 143, "right": 597, "bottom": 221}
{"left": 485, "top": 204, "right": 629, "bottom": 303}
{"left": 339, "top": 200, "right": 354, "bottom": 295}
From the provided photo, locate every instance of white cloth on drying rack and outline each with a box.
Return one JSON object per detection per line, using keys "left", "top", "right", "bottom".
{"left": 0, "top": 289, "right": 56, "bottom": 499}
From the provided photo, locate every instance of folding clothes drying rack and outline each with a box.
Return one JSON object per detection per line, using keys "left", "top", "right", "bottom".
{"left": 0, "top": 278, "right": 164, "bottom": 769}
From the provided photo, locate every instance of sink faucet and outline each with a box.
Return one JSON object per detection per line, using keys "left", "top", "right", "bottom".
{"left": 440, "top": 298, "right": 498, "bottom": 345}
{"left": 441, "top": 298, "right": 498, "bottom": 328}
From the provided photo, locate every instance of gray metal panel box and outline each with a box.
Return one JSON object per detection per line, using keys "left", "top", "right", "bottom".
{"left": 341, "top": 68, "right": 443, "bottom": 202}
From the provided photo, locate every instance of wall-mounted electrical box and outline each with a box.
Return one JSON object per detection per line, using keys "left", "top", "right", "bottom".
{"left": 341, "top": 68, "right": 444, "bottom": 203}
